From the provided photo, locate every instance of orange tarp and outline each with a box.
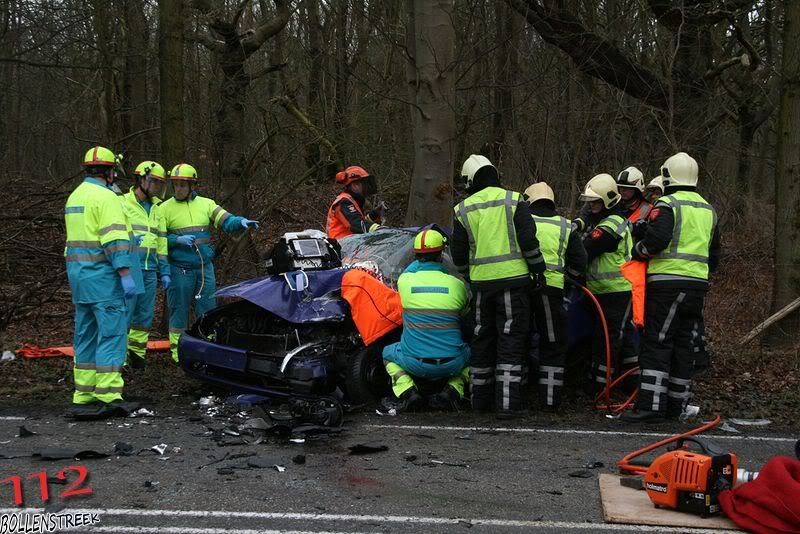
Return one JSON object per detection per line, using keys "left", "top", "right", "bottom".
{"left": 17, "top": 340, "right": 171, "bottom": 359}
{"left": 340, "top": 269, "right": 402, "bottom": 346}
{"left": 621, "top": 260, "right": 647, "bottom": 328}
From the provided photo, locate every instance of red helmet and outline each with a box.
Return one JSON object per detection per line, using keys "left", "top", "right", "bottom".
{"left": 335, "top": 166, "right": 370, "bottom": 186}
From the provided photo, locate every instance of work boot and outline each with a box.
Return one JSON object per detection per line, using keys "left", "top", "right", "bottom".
{"left": 396, "top": 388, "right": 425, "bottom": 413}
{"left": 620, "top": 409, "right": 665, "bottom": 423}
{"left": 428, "top": 386, "right": 461, "bottom": 411}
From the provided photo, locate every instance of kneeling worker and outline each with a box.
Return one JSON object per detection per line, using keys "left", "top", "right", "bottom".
{"left": 382, "top": 229, "right": 470, "bottom": 411}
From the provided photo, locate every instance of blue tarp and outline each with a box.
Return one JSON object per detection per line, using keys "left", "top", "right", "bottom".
{"left": 215, "top": 270, "right": 349, "bottom": 323}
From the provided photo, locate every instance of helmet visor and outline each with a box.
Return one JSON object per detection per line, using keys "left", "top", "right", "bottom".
{"left": 361, "top": 175, "right": 378, "bottom": 197}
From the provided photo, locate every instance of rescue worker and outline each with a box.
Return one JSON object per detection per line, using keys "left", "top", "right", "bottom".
{"left": 578, "top": 174, "right": 635, "bottom": 390}
{"left": 452, "top": 154, "right": 546, "bottom": 417}
{"left": 65, "top": 146, "right": 135, "bottom": 406}
{"left": 622, "top": 152, "right": 720, "bottom": 422}
{"left": 122, "top": 161, "right": 171, "bottom": 369}
{"left": 617, "top": 166, "right": 652, "bottom": 222}
{"left": 326, "top": 166, "right": 384, "bottom": 240}
{"left": 160, "top": 163, "right": 260, "bottom": 363}
{"left": 382, "top": 228, "right": 470, "bottom": 412}
{"left": 644, "top": 176, "right": 664, "bottom": 204}
{"left": 522, "top": 182, "right": 587, "bottom": 410}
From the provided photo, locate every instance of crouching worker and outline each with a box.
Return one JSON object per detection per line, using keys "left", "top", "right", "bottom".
{"left": 382, "top": 229, "right": 470, "bottom": 412}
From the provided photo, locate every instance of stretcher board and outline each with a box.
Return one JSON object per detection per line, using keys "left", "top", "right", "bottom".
{"left": 599, "top": 474, "right": 742, "bottom": 530}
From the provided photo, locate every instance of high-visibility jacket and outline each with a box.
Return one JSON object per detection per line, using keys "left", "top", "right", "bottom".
{"left": 160, "top": 194, "right": 243, "bottom": 269}
{"left": 122, "top": 188, "right": 170, "bottom": 275}
{"left": 532, "top": 214, "right": 570, "bottom": 289}
{"left": 326, "top": 192, "right": 373, "bottom": 240}
{"left": 587, "top": 214, "right": 632, "bottom": 294}
{"left": 64, "top": 179, "right": 132, "bottom": 303}
{"left": 627, "top": 199, "right": 652, "bottom": 222}
{"left": 453, "top": 187, "right": 529, "bottom": 282}
{"left": 648, "top": 191, "right": 717, "bottom": 282}
{"left": 397, "top": 260, "right": 468, "bottom": 361}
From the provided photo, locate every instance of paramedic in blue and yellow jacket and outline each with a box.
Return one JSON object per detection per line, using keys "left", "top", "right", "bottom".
{"left": 159, "top": 163, "right": 260, "bottom": 362}
{"left": 121, "top": 161, "right": 171, "bottom": 369}
{"left": 382, "top": 229, "right": 470, "bottom": 412}
{"left": 65, "top": 146, "right": 137, "bottom": 406}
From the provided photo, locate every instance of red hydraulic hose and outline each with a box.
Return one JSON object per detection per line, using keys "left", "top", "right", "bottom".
{"left": 577, "top": 284, "right": 639, "bottom": 415}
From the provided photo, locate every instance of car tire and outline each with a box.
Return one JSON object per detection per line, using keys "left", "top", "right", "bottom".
{"left": 345, "top": 343, "right": 392, "bottom": 405}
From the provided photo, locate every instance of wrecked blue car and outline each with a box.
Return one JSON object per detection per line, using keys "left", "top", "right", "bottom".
{"left": 178, "top": 228, "right": 453, "bottom": 404}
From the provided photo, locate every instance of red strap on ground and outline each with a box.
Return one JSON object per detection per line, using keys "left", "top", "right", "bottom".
{"left": 17, "top": 339, "right": 171, "bottom": 359}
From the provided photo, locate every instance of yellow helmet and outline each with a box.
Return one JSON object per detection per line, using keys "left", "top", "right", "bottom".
{"left": 579, "top": 173, "right": 620, "bottom": 209}
{"left": 617, "top": 166, "right": 645, "bottom": 192}
{"left": 660, "top": 152, "right": 698, "bottom": 187}
{"left": 460, "top": 154, "right": 495, "bottom": 189}
{"left": 134, "top": 161, "right": 166, "bottom": 181}
{"left": 82, "top": 146, "right": 116, "bottom": 167}
{"left": 414, "top": 228, "right": 446, "bottom": 254}
{"left": 523, "top": 182, "right": 555, "bottom": 204}
{"left": 169, "top": 163, "right": 198, "bottom": 181}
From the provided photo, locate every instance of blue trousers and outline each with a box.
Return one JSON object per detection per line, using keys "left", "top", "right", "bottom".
{"left": 382, "top": 343, "right": 470, "bottom": 379}
{"left": 73, "top": 298, "right": 127, "bottom": 404}
{"left": 168, "top": 263, "right": 216, "bottom": 362}
{"left": 127, "top": 270, "right": 158, "bottom": 360}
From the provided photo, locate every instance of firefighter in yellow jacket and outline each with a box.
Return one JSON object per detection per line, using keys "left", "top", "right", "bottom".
{"left": 65, "top": 146, "right": 136, "bottom": 406}
{"left": 159, "top": 163, "right": 259, "bottom": 362}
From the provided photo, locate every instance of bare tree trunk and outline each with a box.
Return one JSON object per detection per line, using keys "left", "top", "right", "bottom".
{"left": 121, "top": 0, "right": 149, "bottom": 156}
{"left": 767, "top": 0, "right": 800, "bottom": 343}
{"left": 489, "top": 1, "right": 518, "bottom": 165}
{"left": 334, "top": 0, "right": 349, "bottom": 143}
{"left": 304, "top": 0, "right": 324, "bottom": 176}
{"left": 404, "top": 0, "right": 456, "bottom": 228}
{"left": 92, "top": 0, "right": 117, "bottom": 141}
{"left": 158, "top": 0, "right": 185, "bottom": 165}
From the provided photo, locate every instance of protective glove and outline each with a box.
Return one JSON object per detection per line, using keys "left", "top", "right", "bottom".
{"left": 121, "top": 274, "right": 137, "bottom": 299}
{"left": 571, "top": 217, "right": 586, "bottom": 234}
{"left": 631, "top": 219, "right": 648, "bottom": 240}
{"left": 133, "top": 234, "right": 144, "bottom": 246}
{"left": 241, "top": 218, "right": 260, "bottom": 230}
{"left": 176, "top": 235, "right": 196, "bottom": 247}
{"left": 367, "top": 209, "right": 384, "bottom": 226}
{"left": 161, "top": 274, "right": 171, "bottom": 290}
{"left": 531, "top": 272, "right": 547, "bottom": 293}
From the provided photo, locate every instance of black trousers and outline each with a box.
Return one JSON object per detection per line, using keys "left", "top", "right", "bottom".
{"left": 470, "top": 286, "right": 530, "bottom": 412}
{"left": 635, "top": 286, "right": 708, "bottom": 414}
{"left": 531, "top": 287, "right": 566, "bottom": 408}
{"left": 590, "top": 291, "right": 634, "bottom": 387}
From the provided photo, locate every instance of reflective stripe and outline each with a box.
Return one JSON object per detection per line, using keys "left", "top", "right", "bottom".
{"left": 218, "top": 212, "right": 231, "bottom": 226}
{"left": 405, "top": 321, "right": 461, "bottom": 330}
{"left": 131, "top": 224, "right": 149, "bottom": 232}
{"left": 542, "top": 294, "right": 555, "bottom": 343}
{"left": 647, "top": 274, "right": 706, "bottom": 283}
{"left": 97, "top": 365, "right": 123, "bottom": 373}
{"left": 471, "top": 378, "right": 494, "bottom": 385}
{"left": 471, "top": 252, "right": 523, "bottom": 265}
{"left": 75, "top": 362, "right": 96, "bottom": 370}
{"left": 407, "top": 308, "right": 460, "bottom": 317}
{"left": 74, "top": 383, "right": 95, "bottom": 392}
{"left": 496, "top": 364, "right": 523, "bottom": 371}
{"left": 65, "top": 206, "right": 85, "bottom": 214}
{"left": 99, "top": 224, "right": 128, "bottom": 235}
{"left": 538, "top": 365, "right": 564, "bottom": 406}
{"left": 658, "top": 292, "right": 685, "bottom": 342}
{"left": 173, "top": 226, "right": 207, "bottom": 234}
{"left": 503, "top": 289, "right": 513, "bottom": 334}
{"left": 104, "top": 243, "right": 130, "bottom": 255}
{"left": 496, "top": 364, "right": 522, "bottom": 411}
{"left": 669, "top": 376, "right": 691, "bottom": 385}
{"left": 641, "top": 369, "right": 669, "bottom": 411}
{"left": 66, "top": 240, "right": 101, "bottom": 248}
{"left": 157, "top": 230, "right": 168, "bottom": 238}
{"left": 211, "top": 206, "right": 225, "bottom": 220}
{"left": 66, "top": 253, "right": 106, "bottom": 262}
{"left": 94, "top": 386, "right": 123, "bottom": 394}
{"left": 473, "top": 292, "right": 482, "bottom": 336}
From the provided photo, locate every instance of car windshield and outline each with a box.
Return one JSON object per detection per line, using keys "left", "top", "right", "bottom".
{"left": 338, "top": 227, "right": 456, "bottom": 288}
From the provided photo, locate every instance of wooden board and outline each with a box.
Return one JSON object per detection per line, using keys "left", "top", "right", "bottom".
{"left": 599, "top": 474, "right": 742, "bottom": 530}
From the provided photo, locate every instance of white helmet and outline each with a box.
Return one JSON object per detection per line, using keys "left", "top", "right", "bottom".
{"left": 579, "top": 173, "right": 620, "bottom": 209}
{"left": 645, "top": 175, "right": 664, "bottom": 194}
{"left": 523, "top": 182, "right": 555, "bottom": 204}
{"left": 660, "top": 152, "right": 698, "bottom": 187}
{"left": 461, "top": 154, "right": 495, "bottom": 189}
{"left": 617, "top": 166, "right": 645, "bottom": 192}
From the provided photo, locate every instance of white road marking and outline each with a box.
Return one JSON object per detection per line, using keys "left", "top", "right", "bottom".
{"left": 365, "top": 423, "right": 798, "bottom": 443}
{"left": 85, "top": 529, "right": 367, "bottom": 534}
{"left": 0, "top": 416, "right": 26, "bottom": 421}
{"left": 0, "top": 508, "right": 739, "bottom": 533}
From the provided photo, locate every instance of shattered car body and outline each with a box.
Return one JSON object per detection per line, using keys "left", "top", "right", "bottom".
{"left": 179, "top": 228, "right": 456, "bottom": 404}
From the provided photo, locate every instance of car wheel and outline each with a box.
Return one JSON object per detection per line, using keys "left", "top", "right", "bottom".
{"left": 345, "top": 344, "right": 392, "bottom": 405}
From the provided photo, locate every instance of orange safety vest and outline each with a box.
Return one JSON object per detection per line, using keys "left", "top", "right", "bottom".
{"left": 326, "top": 192, "right": 365, "bottom": 240}
{"left": 627, "top": 199, "right": 652, "bottom": 222}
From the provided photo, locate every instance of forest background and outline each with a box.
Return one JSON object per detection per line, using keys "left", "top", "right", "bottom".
{"left": 1, "top": 0, "right": 798, "bottom": 422}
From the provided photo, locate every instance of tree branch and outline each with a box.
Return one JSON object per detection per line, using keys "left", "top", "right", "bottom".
{"left": 506, "top": 0, "right": 669, "bottom": 110}
{"left": 242, "top": 0, "right": 292, "bottom": 56}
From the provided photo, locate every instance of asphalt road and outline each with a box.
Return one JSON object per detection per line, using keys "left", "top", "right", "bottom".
{"left": 0, "top": 403, "right": 796, "bottom": 534}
